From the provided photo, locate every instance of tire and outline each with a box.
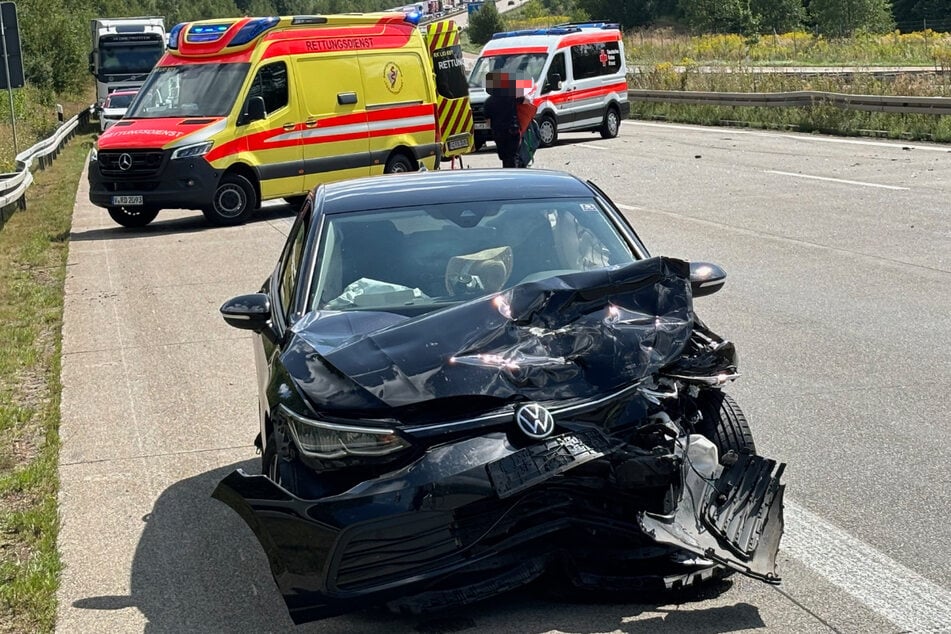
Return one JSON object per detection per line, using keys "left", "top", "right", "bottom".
{"left": 107, "top": 206, "right": 159, "bottom": 228}
{"left": 600, "top": 106, "right": 621, "bottom": 139}
{"left": 384, "top": 152, "right": 415, "bottom": 173}
{"left": 283, "top": 195, "right": 307, "bottom": 210}
{"left": 695, "top": 390, "right": 756, "bottom": 457}
{"left": 203, "top": 173, "right": 257, "bottom": 226}
{"left": 538, "top": 114, "right": 558, "bottom": 148}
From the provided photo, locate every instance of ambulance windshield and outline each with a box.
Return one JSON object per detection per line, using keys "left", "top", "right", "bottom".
{"left": 468, "top": 54, "right": 547, "bottom": 90}
{"left": 125, "top": 63, "right": 250, "bottom": 119}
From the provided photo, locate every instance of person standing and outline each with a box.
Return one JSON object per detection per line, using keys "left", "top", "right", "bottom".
{"left": 483, "top": 72, "right": 522, "bottom": 168}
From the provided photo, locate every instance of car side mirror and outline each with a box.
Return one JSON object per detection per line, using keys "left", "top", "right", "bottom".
{"left": 689, "top": 261, "right": 727, "bottom": 297}
{"left": 220, "top": 293, "right": 271, "bottom": 331}
{"left": 246, "top": 96, "right": 266, "bottom": 123}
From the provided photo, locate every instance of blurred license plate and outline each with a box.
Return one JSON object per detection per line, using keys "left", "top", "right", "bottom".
{"left": 473, "top": 122, "right": 489, "bottom": 131}
{"left": 486, "top": 430, "right": 617, "bottom": 499}
{"left": 447, "top": 135, "right": 469, "bottom": 151}
{"left": 111, "top": 195, "right": 142, "bottom": 206}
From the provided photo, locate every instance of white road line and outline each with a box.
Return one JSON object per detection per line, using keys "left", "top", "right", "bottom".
{"left": 576, "top": 143, "right": 611, "bottom": 150}
{"left": 626, "top": 120, "right": 951, "bottom": 153}
{"left": 615, "top": 203, "right": 645, "bottom": 211}
{"left": 784, "top": 500, "right": 951, "bottom": 632}
{"left": 766, "top": 170, "right": 909, "bottom": 191}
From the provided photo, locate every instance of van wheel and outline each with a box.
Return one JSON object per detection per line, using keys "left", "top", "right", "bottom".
{"left": 384, "top": 153, "right": 415, "bottom": 173}
{"left": 108, "top": 206, "right": 159, "bottom": 228}
{"left": 538, "top": 115, "right": 558, "bottom": 148}
{"left": 204, "top": 173, "right": 257, "bottom": 226}
{"left": 283, "top": 196, "right": 306, "bottom": 210}
{"left": 600, "top": 106, "right": 621, "bottom": 139}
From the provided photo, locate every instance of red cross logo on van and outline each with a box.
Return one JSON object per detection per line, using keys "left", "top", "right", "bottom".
{"left": 599, "top": 49, "right": 609, "bottom": 66}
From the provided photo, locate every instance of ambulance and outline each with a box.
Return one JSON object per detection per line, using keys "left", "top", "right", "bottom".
{"left": 89, "top": 13, "right": 473, "bottom": 227}
{"left": 468, "top": 23, "right": 629, "bottom": 150}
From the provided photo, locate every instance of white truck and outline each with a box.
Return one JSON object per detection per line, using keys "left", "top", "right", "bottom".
{"left": 88, "top": 17, "right": 166, "bottom": 110}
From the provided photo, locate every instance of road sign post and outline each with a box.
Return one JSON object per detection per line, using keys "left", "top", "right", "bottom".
{"left": 0, "top": 2, "right": 24, "bottom": 155}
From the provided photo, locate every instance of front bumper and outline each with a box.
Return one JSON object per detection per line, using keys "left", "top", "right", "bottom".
{"left": 88, "top": 151, "right": 220, "bottom": 211}
{"left": 213, "top": 431, "right": 784, "bottom": 623}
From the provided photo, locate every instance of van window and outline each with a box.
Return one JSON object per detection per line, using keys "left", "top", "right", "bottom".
{"left": 126, "top": 63, "right": 249, "bottom": 118}
{"left": 468, "top": 53, "right": 547, "bottom": 89}
{"left": 246, "top": 62, "right": 289, "bottom": 116}
{"left": 570, "top": 41, "right": 622, "bottom": 80}
{"left": 541, "top": 52, "right": 566, "bottom": 94}
{"left": 433, "top": 44, "right": 469, "bottom": 100}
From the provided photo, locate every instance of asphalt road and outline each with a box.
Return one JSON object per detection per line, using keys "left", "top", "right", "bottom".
{"left": 57, "top": 121, "right": 951, "bottom": 633}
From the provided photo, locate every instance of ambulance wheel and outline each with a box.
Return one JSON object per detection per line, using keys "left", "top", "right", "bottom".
{"left": 205, "top": 174, "right": 257, "bottom": 226}
{"left": 384, "top": 153, "right": 415, "bottom": 173}
{"left": 108, "top": 206, "right": 159, "bottom": 228}
{"left": 600, "top": 106, "right": 621, "bottom": 139}
{"left": 538, "top": 115, "right": 558, "bottom": 148}
{"left": 283, "top": 196, "right": 307, "bottom": 210}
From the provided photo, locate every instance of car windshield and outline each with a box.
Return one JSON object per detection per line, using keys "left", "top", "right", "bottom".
{"left": 468, "top": 53, "right": 548, "bottom": 89}
{"left": 105, "top": 93, "right": 136, "bottom": 109}
{"left": 309, "top": 198, "right": 637, "bottom": 313}
{"left": 125, "top": 63, "right": 250, "bottom": 118}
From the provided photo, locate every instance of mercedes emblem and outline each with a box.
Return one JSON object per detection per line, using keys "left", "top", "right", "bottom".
{"left": 118, "top": 153, "right": 133, "bottom": 171}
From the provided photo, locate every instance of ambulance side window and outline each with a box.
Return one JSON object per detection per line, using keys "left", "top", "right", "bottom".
{"left": 245, "top": 62, "right": 289, "bottom": 120}
{"left": 541, "top": 53, "right": 566, "bottom": 94}
{"left": 570, "top": 42, "right": 622, "bottom": 80}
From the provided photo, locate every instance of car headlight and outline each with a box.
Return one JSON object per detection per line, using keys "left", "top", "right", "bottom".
{"left": 90, "top": 147, "right": 98, "bottom": 162}
{"left": 170, "top": 141, "right": 213, "bottom": 160}
{"left": 282, "top": 406, "right": 410, "bottom": 459}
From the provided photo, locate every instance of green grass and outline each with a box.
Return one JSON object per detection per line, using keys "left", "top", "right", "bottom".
{"left": 0, "top": 129, "right": 95, "bottom": 634}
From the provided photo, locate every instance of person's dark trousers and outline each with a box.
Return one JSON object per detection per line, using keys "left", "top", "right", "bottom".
{"left": 493, "top": 132, "right": 519, "bottom": 168}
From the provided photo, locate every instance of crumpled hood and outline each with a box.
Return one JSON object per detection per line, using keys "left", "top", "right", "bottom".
{"left": 284, "top": 257, "right": 695, "bottom": 416}
{"left": 96, "top": 117, "right": 226, "bottom": 149}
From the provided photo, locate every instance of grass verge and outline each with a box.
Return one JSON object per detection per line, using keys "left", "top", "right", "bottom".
{"left": 0, "top": 129, "right": 95, "bottom": 633}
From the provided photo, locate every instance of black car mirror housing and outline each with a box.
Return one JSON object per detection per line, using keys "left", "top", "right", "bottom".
{"left": 689, "top": 261, "right": 727, "bottom": 297}
{"left": 221, "top": 293, "right": 271, "bottom": 331}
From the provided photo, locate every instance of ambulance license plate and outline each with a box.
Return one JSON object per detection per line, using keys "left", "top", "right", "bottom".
{"left": 111, "top": 195, "right": 143, "bottom": 206}
{"left": 473, "top": 122, "right": 489, "bottom": 131}
{"left": 447, "top": 136, "right": 469, "bottom": 151}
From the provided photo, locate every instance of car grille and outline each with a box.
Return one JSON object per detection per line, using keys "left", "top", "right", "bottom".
{"left": 98, "top": 150, "right": 166, "bottom": 178}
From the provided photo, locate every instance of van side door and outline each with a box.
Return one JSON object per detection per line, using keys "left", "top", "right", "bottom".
{"left": 564, "top": 38, "right": 624, "bottom": 131}
{"left": 238, "top": 61, "right": 303, "bottom": 199}
{"left": 295, "top": 56, "right": 371, "bottom": 187}
{"left": 539, "top": 50, "right": 568, "bottom": 125}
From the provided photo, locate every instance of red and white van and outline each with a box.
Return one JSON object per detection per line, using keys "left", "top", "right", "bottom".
{"left": 468, "top": 22, "right": 629, "bottom": 149}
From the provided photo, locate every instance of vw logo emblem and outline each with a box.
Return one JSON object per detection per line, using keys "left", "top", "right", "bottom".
{"left": 515, "top": 403, "right": 555, "bottom": 440}
{"left": 118, "top": 153, "right": 133, "bottom": 171}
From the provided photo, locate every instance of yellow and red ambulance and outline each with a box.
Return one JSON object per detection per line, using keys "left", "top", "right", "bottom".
{"left": 89, "top": 13, "right": 473, "bottom": 227}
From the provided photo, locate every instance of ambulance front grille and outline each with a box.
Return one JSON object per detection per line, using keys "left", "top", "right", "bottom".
{"left": 98, "top": 150, "right": 167, "bottom": 177}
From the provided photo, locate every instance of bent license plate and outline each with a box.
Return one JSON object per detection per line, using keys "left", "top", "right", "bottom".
{"left": 111, "top": 195, "right": 143, "bottom": 206}
{"left": 473, "top": 122, "right": 489, "bottom": 131}
{"left": 487, "top": 430, "right": 617, "bottom": 499}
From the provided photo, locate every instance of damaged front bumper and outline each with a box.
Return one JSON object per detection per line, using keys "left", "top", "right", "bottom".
{"left": 213, "top": 430, "right": 784, "bottom": 623}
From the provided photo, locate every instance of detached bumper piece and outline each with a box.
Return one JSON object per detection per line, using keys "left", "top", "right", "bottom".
{"left": 639, "top": 439, "right": 785, "bottom": 584}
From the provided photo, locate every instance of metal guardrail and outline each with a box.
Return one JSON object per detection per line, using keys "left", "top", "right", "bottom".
{"left": 0, "top": 107, "right": 91, "bottom": 223}
{"left": 627, "top": 89, "right": 951, "bottom": 115}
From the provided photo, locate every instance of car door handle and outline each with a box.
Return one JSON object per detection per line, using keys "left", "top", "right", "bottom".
{"left": 305, "top": 119, "right": 318, "bottom": 128}
{"left": 282, "top": 123, "right": 295, "bottom": 131}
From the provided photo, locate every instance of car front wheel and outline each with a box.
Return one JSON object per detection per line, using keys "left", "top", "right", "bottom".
{"left": 695, "top": 390, "right": 756, "bottom": 457}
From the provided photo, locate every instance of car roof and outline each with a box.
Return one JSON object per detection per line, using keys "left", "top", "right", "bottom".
{"left": 317, "top": 169, "right": 596, "bottom": 215}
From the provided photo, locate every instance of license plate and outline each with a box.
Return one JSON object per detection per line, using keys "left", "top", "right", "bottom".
{"left": 447, "top": 135, "right": 470, "bottom": 151}
{"left": 473, "top": 122, "right": 489, "bottom": 131}
{"left": 486, "top": 430, "right": 618, "bottom": 499}
{"left": 111, "top": 195, "right": 143, "bottom": 206}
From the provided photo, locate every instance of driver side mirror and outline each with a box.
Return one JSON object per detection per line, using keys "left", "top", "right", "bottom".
{"left": 689, "top": 261, "right": 727, "bottom": 297}
{"left": 220, "top": 293, "right": 271, "bottom": 331}
{"left": 245, "top": 96, "right": 266, "bottom": 124}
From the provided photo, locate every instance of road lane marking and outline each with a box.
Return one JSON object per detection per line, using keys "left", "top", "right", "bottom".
{"left": 784, "top": 500, "right": 951, "bottom": 632}
{"left": 627, "top": 120, "right": 951, "bottom": 153}
{"left": 766, "top": 170, "right": 909, "bottom": 191}
{"left": 615, "top": 203, "right": 645, "bottom": 211}
{"left": 576, "top": 143, "right": 611, "bottom": 150}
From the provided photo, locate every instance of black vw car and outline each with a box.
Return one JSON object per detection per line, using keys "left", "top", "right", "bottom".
{"left": 216, "top": 169, "right": 785, "bottom": 624}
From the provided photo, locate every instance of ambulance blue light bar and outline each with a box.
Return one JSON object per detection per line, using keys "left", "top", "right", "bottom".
{"left": 403, "top": 10, "right": 422, "bottom": 25}
{"left": 187, "top": 23, "right": 231, "bottom": 43}
{"left": 229, "top": 17, "right": 280, "bottom": 46}
{"left": 167, "top": 23, "right": 185, "bottom": 49}
{"left": 554, "top": 22, "right": 621, "bottom": 30}
{"left": 490, "top": 27, "right": 581, "bottom": 39}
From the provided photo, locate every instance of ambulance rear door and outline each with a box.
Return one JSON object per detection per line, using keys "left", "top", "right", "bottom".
{"left": 295, "top": 55, "right": 371, "bottom": 188}
{"left": 425, "top": 20, "right": 473, "bottom": 159}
